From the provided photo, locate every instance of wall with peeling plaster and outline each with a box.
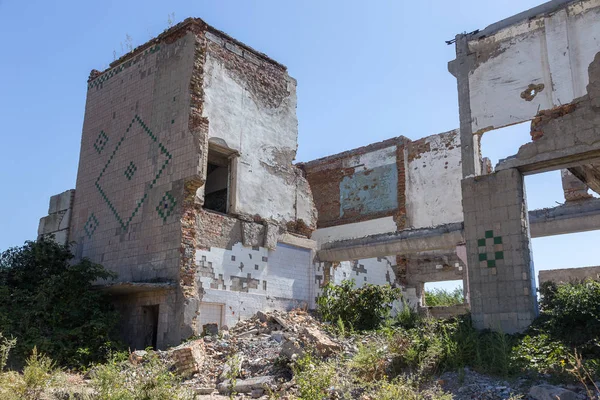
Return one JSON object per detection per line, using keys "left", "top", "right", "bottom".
{"left": 467, "top": 0, "right": 600, "bottom": 134}
{"left": 303, "top": 138, "right": 407, "bottom": 229}
{"left": 202, "top": 45, "right": 316, "bottom": 226}
{"left": 406, "top": 130, "right": 463, "bottom": 228}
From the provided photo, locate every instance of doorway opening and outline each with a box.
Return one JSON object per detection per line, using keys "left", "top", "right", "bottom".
{"left": 142, "top": 305, "right": 159, "bottom": 350}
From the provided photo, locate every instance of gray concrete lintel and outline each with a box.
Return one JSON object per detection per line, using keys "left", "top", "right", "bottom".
{"left": 317, "top": 223, "right": 465, "bottom": 262}
{"left": 529, "top": 198, "right": 600, "bottom": 237}
{"left": 318, "top": 199, "right": 600, "bottom": 261}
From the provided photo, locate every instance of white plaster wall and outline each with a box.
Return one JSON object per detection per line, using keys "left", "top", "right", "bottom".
{"left": 467, "top": 0, "right": 600, "bottom": 133}
{"left": 202, "top": 54, "right": 315, "bottom": 225}
{"left": 311, "top": 216, "right": 397, "bottom": 246}
{"left": 341, "top": 146, "right": 397, "bottom": 169}
{"left": 195, "top": 242, "right": 313, "bottom": 327}
{"left": 406, "top": 132, "right": 463, "bottom": 228}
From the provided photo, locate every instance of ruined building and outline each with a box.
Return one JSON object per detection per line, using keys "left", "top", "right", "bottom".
{"left": 38, "top": 0, "right": 600, "bottom": 348}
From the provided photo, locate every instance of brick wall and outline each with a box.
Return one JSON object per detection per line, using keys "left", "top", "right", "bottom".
{"left": 303, "top": 137, "right": 407, "bottom": 228}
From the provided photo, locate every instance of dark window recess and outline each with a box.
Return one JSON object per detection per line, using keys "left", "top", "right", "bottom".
{"left": 204, "top": 152, "right": 230, "bottom": 214}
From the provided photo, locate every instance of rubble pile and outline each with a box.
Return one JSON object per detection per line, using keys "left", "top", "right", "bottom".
{"left": 166, "top": 309, "right": 348, "bottom": 398}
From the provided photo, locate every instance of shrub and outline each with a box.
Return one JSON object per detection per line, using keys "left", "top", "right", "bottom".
{"left": 292, "top": 352, "right": 334, "bottom": 400}
{"left": 424, "top": 287, "right": 464, "bottom": 307}
{"left": 0, "top": 237, "right": 122, "bottom": 368}
{"left": 511, "top": 333, "right": 569, "bottom": 376}
{"left": 317, "top": 279, "right": 402, "bottom": 331}
{"left": 537, "top": 279, "right": 600, "bottom": 347}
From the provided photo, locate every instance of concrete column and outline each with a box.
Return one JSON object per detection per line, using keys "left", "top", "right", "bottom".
{"left": 452, "top": 34, "right": 481, "bottom": 178}
{"left": 462, "top": 169, "right": 538, "bottom": 333}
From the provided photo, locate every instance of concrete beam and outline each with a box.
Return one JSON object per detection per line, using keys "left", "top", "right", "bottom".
{"left": 317, "top": 223, "right": 464, "bottom": 262}
{"left": 529, "top": 198, "right": 600, "bottom": 237}
{"left": 317, "top": 200, "right": 600, "bottom": 261}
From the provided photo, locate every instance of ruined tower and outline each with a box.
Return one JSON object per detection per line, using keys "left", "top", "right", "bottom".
{"left": 41, "top": 19, "right": 317, "bottom": 349}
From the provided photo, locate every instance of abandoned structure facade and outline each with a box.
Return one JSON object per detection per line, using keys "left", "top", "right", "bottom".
{"left": 38, "top": 0, "right": 600, "bottom": 348}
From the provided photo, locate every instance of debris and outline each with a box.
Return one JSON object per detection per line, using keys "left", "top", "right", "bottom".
{"left": 529, "top": 384, "right": 578, "bottom": 400}
{"left": 301, "top": 326, "right": 342, "bottom": 356}
{"left": 217, "top": 375, "right": 275, "bottom": 394}
{"left": 128, "top": 350, "right": 147, "bottom": 365}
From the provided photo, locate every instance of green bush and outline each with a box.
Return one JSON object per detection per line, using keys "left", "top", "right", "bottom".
{"left": 317, "top": 279, "right": 402, "bottom": 331}
{"left": 537, "top": 279, "right": 600, "bottom": 347}
{"left": 424, "top": 287, "right": 464, "bottom": 307}
{"left": 0, "top": 237, "right": 122, "bottom": 368}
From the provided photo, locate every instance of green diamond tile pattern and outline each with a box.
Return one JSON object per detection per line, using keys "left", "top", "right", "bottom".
{"left": 95, "top": 114, "right": 172, "bottom": 231}
{"left": 156, "top": 192, "right": 177, "bottom": 222}
{"left": 124, "top": 161, "right": 137, "bottom": 180}
{"left": 94, "top": 131, "right": 109, "bottom": 154}
{"left": 477, "top": 229, "right": 504, "bottom": 268}
{"left": 84, "top": 213, "right": 99, "bottom": 238}
{"left": 88, "top": 45, "right": 160, "bottom": 90}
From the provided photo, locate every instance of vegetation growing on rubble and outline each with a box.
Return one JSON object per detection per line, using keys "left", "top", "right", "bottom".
{"left": 316, "top": 279, "right": 402, "bottom": 331}
{"left": 0, "top": 238, "right": 122, "bottom": 368}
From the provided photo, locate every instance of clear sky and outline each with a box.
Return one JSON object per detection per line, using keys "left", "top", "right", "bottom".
{"left": 0, "top": 0, "right": 598, "bottom": 287}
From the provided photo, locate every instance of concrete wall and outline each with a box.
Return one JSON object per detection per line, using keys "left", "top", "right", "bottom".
{"left": 497, "top": 52, "right": 600, "bottom": 173}
{"left": 202, "top": 34, "right": 315, "bottom": 226}
{"left": 539, "top": 265, "right": 600, "bottom": 283}
{"left": 406, "top": 130, "right": 463, "bottom": 228}
{"left": 38, "top": 190, "right": 75, "bottom": 245}
{"left": 466, "top": 0, "right": 600, "bottom": 134}
{"left": 306, "top": 129, "right": 464, "bottom": 235}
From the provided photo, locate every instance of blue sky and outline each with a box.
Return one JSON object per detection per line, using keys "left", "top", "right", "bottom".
{"left": 0, "top": 0, "right": 597, "bottom": 287}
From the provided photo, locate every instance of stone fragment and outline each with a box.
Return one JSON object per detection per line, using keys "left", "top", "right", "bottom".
{"left": 242, "top": 221, "right": 263, "bottom": 247}
{"left": 529, "top": 384, "right": 578, "bottom": 400}
{"left": 217, "top": 375, "right": 274, "bottom": 394}
{"left": 301, "top": 327, "right": 342, "bottom": 356}
{"left": 272, "top": 315, "right": 289, "bottom": 330}
{"left": 219, "top": 355, "right": 243, "bottom": 382}
{"left": 251, "top": 388, "right": 265, "bottom": 398}
{"left": 236, "top": 328, "right": 258, "bottom": 338}
{"left": 280, "top": 340, "right": 304, "bottom": 360}
{"left": 256, "top": 310, "right": 269, "bottom": 322}
{"left": 271, "top": 332, "right": 283, "bottom": 343}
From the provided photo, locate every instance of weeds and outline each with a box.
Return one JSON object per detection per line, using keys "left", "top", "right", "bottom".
{"left": 292, "top": 352, "right": 334, "bottom": 400}
{"left": 350, "top": 344, "right": 387, "bottom": 382}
